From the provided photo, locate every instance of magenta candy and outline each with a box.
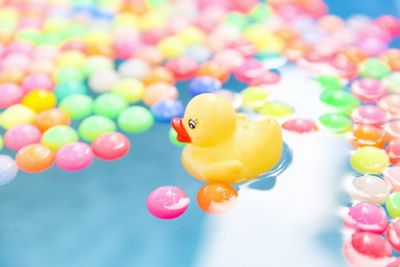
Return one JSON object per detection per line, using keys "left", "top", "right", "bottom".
{"left": 233, "top": 59, "right": 265, "bottom": 84}
{"left": 92, "top": 132, "right": 130, "bottom": 161}
{"left": 165, "top": 56, "right": 198, "bottom": 81}
{"left": 352, "top": 106, "right": 390, "bottom": 128}
{"left": 4, "top": 124, "right": 42, "bottom": 151}
{"left": 384, "top": 166, "right": 400, "bottom": 191}
{"left": 0, "top": 83, "right": 24, "bottom": 109}
{"left": 22, "top": 73, "right": 54, "bottom": 92}
{"left": 351, "top": 78, "right": 386, "bottom": 103}
{"left": 344, "top": 202, "right": 388, "bottom": 234}
{"left": 386, "top": 220, "right": 400, "bottom": 252}
{"left": 147, "top": 186, "right": 189, "bottom": 220}
{"left": 55, "top": 142, "right": 94, "bottom": 171}
{"left": 374, "top": 15, "right": 400, "bottom": 38}
{"left": 282, "top": 119, "right": 318, "bottom": 133}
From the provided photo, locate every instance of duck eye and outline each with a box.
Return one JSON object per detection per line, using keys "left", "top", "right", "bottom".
{"left": 188, "top": 119, "right": 197, "bottom": 129}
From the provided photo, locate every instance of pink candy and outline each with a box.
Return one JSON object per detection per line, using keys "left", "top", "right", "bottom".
{"left": 384, "top": 166, "right": 400, "bottom": 191}
{"left": 0, "top": 83, "right": 24, "bottom": 109}
{"left": 344, "top": 202, "right": 388, "bottom": 234}
{"left": 147, "top": 186, "right": 189, "bottom": 220}
{"left": 22, "top": 73, "right": 54, "bottom": 92}
{"left": 55, "top": 142, "right": 94, "bottom": 172}
{"left": 352, "top": 106, "right": 390, "bottom": 128}
{"left": 379, "top": 95, "right": 400, "bottom": 119}
{"left": 4, "top": 124, "right": 42, "bottom": 151}
{"left": 233, "top": 59, "right": 265, "bottom": 84}
{"left": 92, "top": 132, "right": 130, "bottom": 161}
{"left": 165, "top": 56, "right": 198, "bottom": 81}
{"left": 386, "top": 139, "right": 400, "bottom": 164}
{"left": 351, "top": 78, "right": 386, "bottom": 103}
{"left": 282, "top": 119, "right": 318, "bottom": 134}
{"left": 386, "top": 220, "right": 400, "bottom": 252}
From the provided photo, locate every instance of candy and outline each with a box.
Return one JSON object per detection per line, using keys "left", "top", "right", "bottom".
{"left": 241, "top": 87, "right": 269, "bottom": 110}
{"left": 348, "top": 125, "right": 385, "bottom": 148}
{"left": 197, "top": 182, "right": 238, "bottom": 214}
{"left": 350, "top": 146, "right": 389, "bottom": 174}
{"left": 93, "top": 93, "right": 128, "bottom": 119}
{"left": 41, "top": 126, "right": 79, "bottom": 151}
{"left": 59, "top": 94, "right": 93, "bottom": 120}
{"left": 151, "top": 100, "right": 184, "bottom": 123}
{"left": 352, "top": 106, "right": 389, "bottom": 128}
{"left": 0, "top": 155, "right": 18, "bottom": 186}
{"left": 118, "top": 106, "right": 154, "bottom": 134}
{"left": 165, "top": 56, "right": 198, "bottom": 81}
{"left": 320, "top": 90, "right": 360, "bottom": 112}
{"left": 189, "top": 76, "right": 222, "bottom": 96}
{"left": 384, "top": 166, "right": 400, "bottom": 191}
{"left": 21, "top": 89, "right": 57, "bottom": 112}
{"left": 158, "top": 36, "right": 185, "bottom": 58}
{"left": 378, "top": 94, "right": 400, "bottom": 118}
{"left": 344, "top": 202, "right": 388, "bottom": 234}
{"left": 0, "top": 136, "right": 3, "bottom": 151}
{"left": 169, "top": 128, "right": 185, "bottom": 147}
{"left": 349, "top": 175, "right": 392, "bottom": 205}
{"left": 34, "top": 108, "right": 71, "bottom": 132}
{"left": 282, "top": 118, "right": 318, "bottom": 133}
{"left": 0, "top": 104, "right": 36, "bottom": 129}
{"left": 92, "top": 132, "right": 130, "bottom": 161}
{"left": 386, "top": 220, "right": 400, "bottom": 251}
{"left": 0, "top": 83, "right": 24, "bottom": 109}
{"left": 55, "top": 142, "right": 94, "bottom": 171}
{"left": 88, "top": 69, "right": 119, "bottom": 93}
{"left": 111, "top": 79, "right": 144, "bottom": 104}
{"left": 197, "top": 61, "right": 230, "bottom": 83}
{"left": 143, "top": 67, "right": 175, "bottom": 85}
{"left": 84, "top": 55, "right": 114, "bottom": 76}
{"left": 78, "top": 115, "right": 116, "bottom": 142}
{"left": 16, "top": 144, "right": 55, "bottom": 173}
{"left": 118, "top": 59, "right": 150, "bottom": 80}
{"left": 319, "top": 113, "right": 352, "bottom": 133}
{"left": 143, "top": 82, "right": 178, "bottom": 106}
{"left": 54, "top": 81, "right": 88, "bottom": 100}
{"left": 386, "top": 139, "right": 400, "bottom": 164}
{"left": 55, "top": 66, "right": 85, "bottom": 83}
{"left": 351, "top": 78, "right": 386, "bottom": 103}
{"left": 383, "top": 72, "right": 400, "bottom": 94}
{"left": 359, "top": 58, "right": 390, "bottom": 79}
{"left": 4, "top": 124, "right": 41, "bottom": 151}
{"left": 22, "top": 73, "right": 54, "bottom": 92}
{"left": 258, "top": 102, "right": 294, "bottom": 117}
{"left": 147, "top": 186, "right": 189, "bottom": 220}
{"left": 233, "top": 59, "right": 265, "bottom": 84}
{"left": 386, "top": 192, "right": 400, "bottom": 219}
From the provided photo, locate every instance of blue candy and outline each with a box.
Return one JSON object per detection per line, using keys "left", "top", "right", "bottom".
{"left": 151, "top": 100, "right": 184, "bottom": 123}
{"left": 189, "top": 76, "right": 222, "bottom": 96}
{"left": 0, "top": 155, "right": 18, "bottom": 186}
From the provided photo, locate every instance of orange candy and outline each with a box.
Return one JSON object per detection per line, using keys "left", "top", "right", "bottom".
{"left": 197, "top": 182, "right": 238, "bottom": 214}
{"left": 336, "top": 47, "right": 367, "bottom": 64}
{"left": 380, "top": 49, "right": 400, "bottom": 71}
{"left": 34, "top": 108, "right": 71, "bottom": 132}
{"left": 197, "top": 61, "right": 230, "bottom": 83}
{"left": 136, "top": 46, "right": 163, "bottom": 66}
{"left": 16, "top": 144, "right": 55, "bottom": 173}
{"left": 142, "top": 66, "right": 175, "bottom": 85}
{"left": 349, "top": 125, "right": 386, "bottom": 148}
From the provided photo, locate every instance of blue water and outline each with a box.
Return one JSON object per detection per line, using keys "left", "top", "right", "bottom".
{"left": 0, "top": 1, "right": 399, "bottom": 267}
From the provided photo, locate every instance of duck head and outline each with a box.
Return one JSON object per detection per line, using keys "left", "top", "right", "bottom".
{"left": 172, "top": 93, "right": 237, "bottom": 147}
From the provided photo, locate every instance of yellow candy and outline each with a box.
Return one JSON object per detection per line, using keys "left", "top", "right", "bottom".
{"left": 259, "top": 102, "right": 294, "bottom": 117}
{"left": 158, "top": 36, "right": 185, "bottom": 58}
{"left": 114, "top": 12, "right": 138, "bottom": 28}
{"left": 350, "top": 146, "right": 389, "bottom": 174}
{"left": 177, "top": 26, "right": 206, "bottom": 45}
{"left": 0, "top": 104, "right": 36, "bottom": 129}
{"left": 241, "top": 87, "right": 269, "bottom": 110}
{"left": 139, "top": 11, "right": 167, "bottom": 30}
{"left": 112, "top": 79, "right": 144, "bottom": 103}
{"left": 43, "top": 17, "right": 68, "bottom": 34}
{"left": 21, "top": 90, "right": 57, "bottom": 113}
{"left": 244, "top": 24, "right": 284, "bottom": 52}
{"left": 57, "top": 51, "right": 86, "bottom": 70}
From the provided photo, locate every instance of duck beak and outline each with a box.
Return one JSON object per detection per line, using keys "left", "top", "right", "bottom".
{"left": 172, "top": 118, "right": 191, "bottom": 143}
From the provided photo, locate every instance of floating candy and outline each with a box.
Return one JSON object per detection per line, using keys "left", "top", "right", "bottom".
{"left": 348, "top": 125, "right": 386, "bottom": 148}
{"left": 384, "top": 166, "right": 400, "bottom": 191}
{"left": 143, "top": 67, "right": 175, "bottom": 85}
{"left": 21, "top": 89, "right": 57, "bottom": 113}
{"left": 351, "top": 78, "right": 386, "bottom": 103}
{"left": 383, "top": 72, "right": 400, "bottom": 94}
{"left": 197, "top": 183, "right": 238, "bottom": 214}
{"left": 59, "top": 94, "right": 93, "bottom": 120}
{"left": 315, "top": 75, "right": 343, "bottom": 91}
{"left": 0, "top": 83, "right": 24, "bottom": 109}
{"left": 386, "top": 192, "right": 400, "bottom": 219}
{"left": 344, "top": 202, "right": 388, "bottom": 234}
{"left": 55, "top": 142, "right": 94, "bottom": 172}
{"left": 88, "top": 69, "right": 119, "bottom": 93}
{"left": 147, "top": 186, "right": 190, "bottom": 220}
{"left": 241, "top": 87, "right": 269, "bottom": 110}
{"left": 112, "top": 79, "right": 144, "bottom": 104}
{"left": 54, "top": 81, "right": 88, "bottom": 100}
{"left": 233, "top": 59, "right": 265, "bottom": 84}
{"left": 319, "top": 113, "right": 352, "bottom": 133}
{"left": 4, "top": 124, "right": 42, "bottom": 151}
{"left": 169, "top": 128, "right": 185, "bottom": 147}
{"left": 0, "top": 104, "right": 36, "bottom": 129}
{"left": 118, "top": 59, "right": 150, "bottom": 80}
{"left": 22, "top": 73, "right": 54, "bottom": 92}
{"left": 118, "top": 106, "right": 154, "bottom": 134}
{"left": 0, "top": 136, "right": 3, "bottom": 151}
{"left": 165, "top": 56, "right": 198, "bottom": 81}
{"left": 85, "top": 55, "right": 114, "bottom": 76}
{"left": 282, "top": 118, "right": 318, "bottom": 134}
{"left": 0, "top": 155, "right": 18, "bottom": 186}
{"left": 258, "top": 102, "right": 294, "bottom": 117}
{"left": 349, "top": 175, "right": 392, "bottom": 205}
{"left": 92, "top": 132, "right": 130, "bottom": 161}
{"left": 197, "top": 60, "right": 230, "bottom": 83}
{"left": 16, "top": 144, "right": 55, "bottom": 173}
{"left": 386, "top": 220, "right": 400, "bottom": 252}
{"left": 320, "top": 90, "right": 360, "bottom": 113}
{"left": 55, "top": 66, "right": 85, "bottom": 83}
{"left": 41, "top": 126, "right": 79, "bottom": 151}
{"left": 34, "top": 108, "right": 71, "bottom": 132}
{"left": 93, "top": 93, "right": 128, "bottom": 119}
{"left": 78, "top": 115, "right": 116, "bottom": 142}
{"left": 359, "top": 58, "right": 390, "bottom": 79}
{"left": 352, "top": 106, "right": 389, "bottom": 128}
{"left": 350, "top": 146, "right": 389, "bottom": 174}
{"left": 151, "top": 100, "right": 184, "bottom": 123}
{"left": 189, "top": 76, "right": 222, "bottom": 96}
{"left": 386, "top": 139, "right": 400, "bottom": 164}
{"left": 143, "top": 82, "right": 178, "bottom": 106}
{"left": 378, "top": 94, "right": 400, "bottom": 119}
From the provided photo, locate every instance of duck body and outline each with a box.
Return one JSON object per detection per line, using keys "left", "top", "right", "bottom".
{"left": 172, "top": 93, "right": 283, "bottom": 184}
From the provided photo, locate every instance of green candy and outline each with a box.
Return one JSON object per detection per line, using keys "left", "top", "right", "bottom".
{"left": 316, "top": 75, "right": 343, "bottom": 91}
{"left": 387, "top": 193, "right": 400, "bottom": 219}
{"left": 320, "top": 90, "right": 360, "bottom": 112}
{"left": 226, "top": 12, "right": 248, "bottom": 29}
{"left": 383, "top": 72, "right": 400, "bottom": 94}
{"left": 118, "top": 106, "right": 154, "bottom": 134}
{"left": 41, "top": 126, "right": 79, "bottom": 151}
{"left": 319, "top": 113, "right": 352, "bottom": 134}
{"left": 93, "top": 93, "right": 128, "bottom": 119}
{"left": 85, "top": 57, "right": 113, "bottom": 76}
{"left": 55, "top": 67, "right": 86, "bottom": 83}
{"left": 55, "top": 81, "right": 88, "bottom": 100}
{"left": 350, "top": 146, "right": 389, "bottom": 174}
{"left": 0, "top": 135, "right": 3, "bottom": 151}
{"left": 78, "top": 115, "right": 116, "bottom": 142}
{"left": 169, "top": 128, "right": 185, "bottom": 147}
{"left": 59, "top": 94, "right": 93, "bottom": 120}
{"left": 359, "top": 58, "right": 390, "bottom": 79}
{"left": 249, "top": 3, "right": 271, "bottom": 22}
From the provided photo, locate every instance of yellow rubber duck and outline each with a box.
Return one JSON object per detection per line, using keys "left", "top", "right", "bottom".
{"left": 172, "top": 93, "right": 283, "bottom": 184}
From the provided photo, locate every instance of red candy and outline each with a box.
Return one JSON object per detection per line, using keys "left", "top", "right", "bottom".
{"left": 165, "top": 56, "right": 198, "bottom": 81}
{"left": 386, "top": 220, "right": 400, "bottom": 252}
{"left": 386, "top": 139, "right": 400, "bottom": 164}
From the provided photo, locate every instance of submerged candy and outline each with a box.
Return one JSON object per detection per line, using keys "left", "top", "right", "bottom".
{"left": 197, "top": 183, "right": 238, "bottom": 214}
{"left": 92, "top": 132, "right": 130, "bottom": 161}
{"left": 344, "top": 202, "right": 388, "bottom": 233}
{"left": 54, "top": 81, "right": 88, "bottom": 100}
{"left": 147, "top": 186, "right": 190, "bottom": 220}
{"left": 0, "top": 155, "right": 18, "bottom": 186}
{"left": 350, "top": 146, "right": 389, "bottom": 174}
{"left": 359, "top": 58, "right": 390, "bottom": 79}
{"left": 16, "top": 144, "right": 55, "bottom": 173}
{"left": 55, "top": 142, "right": 94, "bottom": 171}
{"left": 4, "top": 124, "right": 42, "bottom": 151}
{"left": 349, "top": 175, "right": 392, "bottom": 205}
